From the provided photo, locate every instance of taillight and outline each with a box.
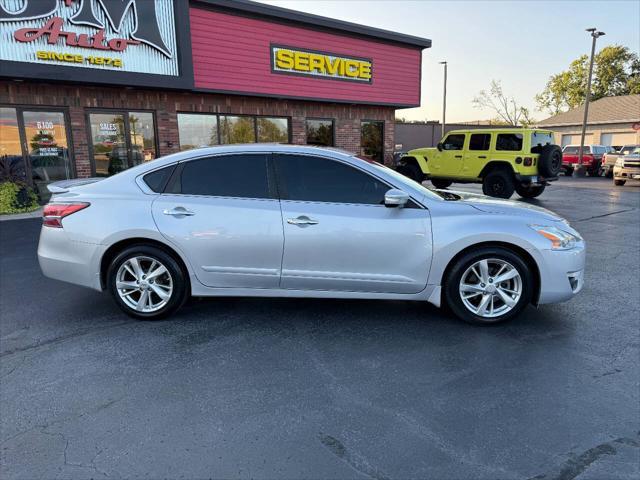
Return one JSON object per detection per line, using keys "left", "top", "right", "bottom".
{"left": 43, "top": 202, "right": 90, "bottom": 228}
{"left": 523, "top": 157, "right": 533, "bottom": 166}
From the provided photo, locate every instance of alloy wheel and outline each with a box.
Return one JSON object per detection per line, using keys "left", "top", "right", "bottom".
{"left": 116, "top": 256, "right": 173, "bottom": 313}
{"left": 458, "top": 258, "right": 522, "bottom": 318}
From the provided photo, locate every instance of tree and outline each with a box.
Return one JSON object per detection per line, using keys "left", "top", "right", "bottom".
{"left": 536, "top": 45, "right": 640, "bottom": 115}
{"left": 472, "top": 80, "right": 535, "bottom": 126}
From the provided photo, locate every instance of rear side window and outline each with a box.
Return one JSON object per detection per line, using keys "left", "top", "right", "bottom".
{"left": 442, "top": 134, "right": 465, "bottom": 150}
{"left": 469, "top": 134, "right": 491, "bottom": 151}
{"left": 275, "top": 154, "right": 389, "bottom": 205}
{"left": 496, "top": 133, "right": 523, "bottom": 151}
{"left": 143, "top": 165, "right": 175, "bottom": 193}
{"left": 174, "top": 154, "right": 270, "bottom": 198}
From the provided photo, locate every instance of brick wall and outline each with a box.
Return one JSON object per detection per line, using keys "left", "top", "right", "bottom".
{"left": 1, "top": 81, "right": 396, "bottom": 178}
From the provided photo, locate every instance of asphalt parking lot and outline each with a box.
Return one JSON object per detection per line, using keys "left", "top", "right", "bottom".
{"left": 1, "top": 176, "right": 639, "bottom": 480}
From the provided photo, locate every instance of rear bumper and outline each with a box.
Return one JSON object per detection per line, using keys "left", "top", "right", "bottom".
{"left": 537, "top": 242, "right": 586, "bottom": 304}
{"left": 37, "top": 226, "right": 104, "bottom": 291}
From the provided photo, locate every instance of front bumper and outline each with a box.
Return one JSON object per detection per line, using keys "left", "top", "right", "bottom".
{"left": 613, "top": 166, "right": 640, "bottom": 180}
{"left": 536, "top": 242, "right": 586, "bottom": 304}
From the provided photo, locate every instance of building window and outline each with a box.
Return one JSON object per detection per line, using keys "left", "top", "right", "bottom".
{"left": 306, "top": 119, "right": 334, "bottom": 146}
{"left": 88, "top": 110, "right": 157, "bottom": 177}
{"left": 177, "top": 114, "right": 218, "bottom": 151}
{"left": 220, "top": 116, "right": 256, "bottom": 144}
{"left": 361, "top": 120, "right": 384, "bottom": 162}
{"left": 258, "top": 117, "right": 289, "bottom": 143}
{"left": 0, "top": 107, "right": 26, "bottom": 183}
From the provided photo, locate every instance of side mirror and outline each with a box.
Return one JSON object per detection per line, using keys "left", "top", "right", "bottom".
{"left": 437, "top": 143, "right": 443, "bottom": 152}
{"left": 384, "top": 189, "right": 410, "bottom": 208}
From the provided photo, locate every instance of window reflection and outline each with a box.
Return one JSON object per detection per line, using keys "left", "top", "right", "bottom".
{"left": 220, "top": 116, "right": 256, "bottom": 144}
{"left": 177, "top": 114, "right": 218, "bottom": 151}
{"left": 0, "top": 107, "right": 26, "bottom": 182}
{"left": 361, "top": 120, "right": 384, "bottom": 162}
{"left": 129, "top": 112, "right": 156, "bottom": 165}
{"left": 306, "top": 119, "right": 334, "bottom": 146}
{"left": 257, "top": 117, "right": 289, "bottom": 143}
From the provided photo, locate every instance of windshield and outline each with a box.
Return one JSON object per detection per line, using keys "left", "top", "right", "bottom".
{"left": 621, "top": 145, "right": 638, "bottom": 155}
{"left": 357, "top": 157, "right": 451, "bottom": 201}
{"left": 530, "top": 131, "right": 554, "bottom": 153}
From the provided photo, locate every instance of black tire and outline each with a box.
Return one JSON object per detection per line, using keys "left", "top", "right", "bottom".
{"left": 107, "top": 245, "right": 189, "bottom": 320}
{"left": 482, "top": 169, "right": 515, "bottom": 198}
{"left": 606, "top": 169, "right": 613, "bottom": 179}
{"left": 538, "top": 144, "right": 562, "bottom": 177}
{"left": 587, "top": 162, "right": 601, "bottom": 177}
{"left": 396, "top": 162, "right": 424, "bottom": 183}
{"left": 515, "top": 183, "right": 546, "bottom": 199}
{"left": 563, "top": 166, "right": 574, "bottom": 176}
{"left": 614, "top": 179, "right": 626, "bottom": 186}
{"left": 431, "top": 178, "right": 453, "bottom": 189}
{"left": 444, "top": 247, "right": 534, "bottom": 325}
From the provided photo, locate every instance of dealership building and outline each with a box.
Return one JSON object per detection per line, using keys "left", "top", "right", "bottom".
{"left": 0, "top": 0, "right": 430, "bottom": 200}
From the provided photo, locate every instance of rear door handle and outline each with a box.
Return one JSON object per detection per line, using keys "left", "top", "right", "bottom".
{"left": 455, "top": 155, "right": 462, "bottom": 158}
{"left": 478, "top": 155, "right": 487, "bottom": 159}
{"left": 163, "top": 207, "right": 195, "bottom": 217}
{"left": 287, "top": 215, "right": 319, "bottom": 227}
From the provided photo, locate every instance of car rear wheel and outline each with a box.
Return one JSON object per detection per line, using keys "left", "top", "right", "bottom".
{"left": 107, "top": 245, "right": 188, "bottom": 320}
{"left": 563, "top": 166, "right": 574, "bottom": 176}
{"left": 444, "top": 247, "right": 533, "bottom": 325}
{"left": 431, "top": 178, "right": 453, "bottom": 189}
{"left": 515, "top": 183, "right": 545, "bottom": 198}
{"left": 396, "top": 162, "right": 424, "bottom": 183}
{"left": 482, "top": 169, "right": 515, "bottom": 198}
{"left": 614, "top": 179, "right": 626, "bottom": 186}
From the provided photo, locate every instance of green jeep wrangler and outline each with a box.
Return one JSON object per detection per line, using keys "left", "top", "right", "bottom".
{"left": 397, "top": 128, "right": 562, "bottom": 198}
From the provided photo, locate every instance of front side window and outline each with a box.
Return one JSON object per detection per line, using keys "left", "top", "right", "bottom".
{"left": 220, "top": 116, "right": 256, "bottom": 144}
{"left": 275, "top": 154, "right": 389, "bottom": 205}
{"left": 306, "top": 119, "right": 334, "bottom": 146}
{"left": 257, "top": 117, "right": 289, "bottom": 143}
{"left": 178, "top": 114, "right": 218, "bottom": 151}
{"left": 174, "top": 154, "right": 270, "bottom": 198}
{"left": 496, "top": 133, "right": 523, "bottom": 151}
{"left": 442, "top": 134, "right": 465, "bottom": 150}
{"left": 469, "top": 134, "right": 491, "bottom": 151}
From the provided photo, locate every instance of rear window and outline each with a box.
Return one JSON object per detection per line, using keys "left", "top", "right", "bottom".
{"left": 563, "top": 146, "right": 590, "bottom": 155}
{"left": 496, "top": 133, "right": 523, "bottom": 151}
{"left": 143, "top": 165, "right": 175, "bottom": 193}
{"left": 530, "top": 132, "right": 554, "bottom": 153}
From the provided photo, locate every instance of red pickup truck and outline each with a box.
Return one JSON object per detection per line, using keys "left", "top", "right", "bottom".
{"left": 561, "top": 145, "right": 607, "bottom": 176}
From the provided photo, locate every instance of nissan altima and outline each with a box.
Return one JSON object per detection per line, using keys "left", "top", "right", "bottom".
{"left": 37, "top": 145, "right": 585, "bottom": 324}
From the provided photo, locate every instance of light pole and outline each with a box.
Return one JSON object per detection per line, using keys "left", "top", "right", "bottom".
{"left": 439, "top": 61, "right": 447, "bottom": 138}
{"left": 575, "top": 28, "right": 605, "bottom": 177}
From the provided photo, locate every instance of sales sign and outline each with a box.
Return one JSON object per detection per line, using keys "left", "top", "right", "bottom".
{"left": 271, "top": 45, "right": 373, "bottom": 83}
{"left": 0, "top": 0, "right": 179, "bottom": 76}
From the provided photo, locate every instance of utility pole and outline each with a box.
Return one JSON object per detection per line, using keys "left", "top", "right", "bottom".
{"left": 575, "top": 28, "right": 605, "bottom": 177}
{"left": 439, "top": 61, "right": 447, "bottom": 138}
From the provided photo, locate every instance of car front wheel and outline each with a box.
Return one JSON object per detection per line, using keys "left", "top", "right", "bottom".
{"left": 107, "top": 245, "right": 188, "bottom": 320}
{"left": 444, "top": 247, "right": 533, "bottom": 325}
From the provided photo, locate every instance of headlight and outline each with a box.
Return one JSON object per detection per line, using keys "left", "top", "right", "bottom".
{"left": 615, "top": 158, "right": 624, "bottom": 167}
{"left": 529, "top": 225, "right": 580, "bottom": 250}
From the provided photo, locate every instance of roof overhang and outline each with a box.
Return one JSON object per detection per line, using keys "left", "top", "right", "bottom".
{"left": 192, "top": 0, "right": 432, "bottom": 49}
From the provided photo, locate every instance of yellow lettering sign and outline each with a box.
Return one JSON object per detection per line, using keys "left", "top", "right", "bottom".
{"left": 272, "top": 47, "right": 372, "bottom": 82}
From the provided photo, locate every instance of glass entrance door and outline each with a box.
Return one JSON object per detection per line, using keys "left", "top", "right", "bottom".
{"left": 89, "top": 111, "right": 157, "bottom": 177}
{"left": 0, "top": 107, "right": 72, "bottom": 203}
{"left": 23, "top": 111, "right": 72, "bottom": 201}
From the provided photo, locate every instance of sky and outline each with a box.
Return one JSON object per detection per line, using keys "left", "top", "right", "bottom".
{"left": 256, "top": 0, "right": 640, "bottom": 123}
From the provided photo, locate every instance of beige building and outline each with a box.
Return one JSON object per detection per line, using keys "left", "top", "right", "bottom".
{"left": 537, "top": 94, "right": 640, "bottom": 147}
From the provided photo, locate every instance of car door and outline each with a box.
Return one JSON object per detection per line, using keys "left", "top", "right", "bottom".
{"left": 430, "top": 133, "right": 466, "bottom": 176}
{"left": 151, "top": 153, "right": 284, "bottom": 289}
{"left": 462, "top": 133, "right": 491, "bottom": 178}
{"left": 274, "top": 154, "right": 432, "bottom": 294}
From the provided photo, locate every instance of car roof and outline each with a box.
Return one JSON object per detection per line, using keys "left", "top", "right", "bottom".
{"left": 444, "top": 128, "right": 553, "bottom": 135}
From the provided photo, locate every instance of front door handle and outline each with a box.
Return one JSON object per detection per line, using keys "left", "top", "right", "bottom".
{"left": 163, "top": 207, "right": 195, "bottom": 217}
{"left": 287, "top": 215, "right": 319, "bottom": 227}
{"left": 454, "top": 155, "right": 463, "bottom": 158}
{"left": 478, "top": 155, "right": 487, "bottom": 159}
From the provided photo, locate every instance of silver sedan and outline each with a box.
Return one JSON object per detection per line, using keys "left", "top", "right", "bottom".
{"left": 38, "top": 145, "right": 585, "bottom": 324}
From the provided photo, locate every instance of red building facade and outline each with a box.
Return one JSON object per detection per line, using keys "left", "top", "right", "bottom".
{"left": 0, "top": 0, "right": 430, "bottom": 199}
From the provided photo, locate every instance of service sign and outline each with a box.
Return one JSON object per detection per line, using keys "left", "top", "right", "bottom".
{"left": 271, "top": 45, "right": 373, "bottom": 83}
{"left": 0, "top": 0, "right": 179, "bottom": 76}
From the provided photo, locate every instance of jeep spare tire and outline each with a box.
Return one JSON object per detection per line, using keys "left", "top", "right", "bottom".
{"left": 538, "top": 144, "right": 562, "bottom": 177}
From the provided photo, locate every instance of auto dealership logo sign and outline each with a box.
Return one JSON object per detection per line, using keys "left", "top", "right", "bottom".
{"left": 0, "top": 0, "right": 179, "bottom": 76}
